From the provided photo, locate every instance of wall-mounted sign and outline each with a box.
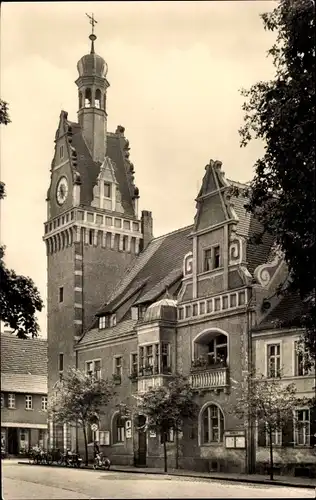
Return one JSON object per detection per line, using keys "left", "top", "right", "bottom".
{"left": 149, "top": 430, "right": 156, "bottom": 438}
{"left": 125, "top": 420, "right": 132, "bottom": 430}
{"left": 126, "top": 428, "right": 132, "bottom": 439}
{"left": 224, "top": 430, "right": 246, "bottom": 449}
{"left": 91, "top": 423, "right": 98, "bottom": 432}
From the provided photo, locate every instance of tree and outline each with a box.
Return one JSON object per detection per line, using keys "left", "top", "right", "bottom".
{"left": 233, "top": 372, "right": 306, "bottom": 480}
{"left": 48, "top": 367, "right": 116, "bottom": 465}
{"left": 135, "top": 375, "right": 198, "bottom": 472}
{"left": 238, "top": 0, "right": 316, "bottom": 360}
{"left": 0, "top": 99, "right": 44, "bottom": 338}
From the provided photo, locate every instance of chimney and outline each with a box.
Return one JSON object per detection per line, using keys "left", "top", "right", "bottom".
{"left": 141, "top": 210, "right": 153, "bottom": 250}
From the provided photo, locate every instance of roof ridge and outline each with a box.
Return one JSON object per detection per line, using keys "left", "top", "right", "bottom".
{"left": 152, "top": 224, "right": 193, "bottom": 242}
{"left": 1, "top": 333, "right": 47, "bottom": 343}
{"left": 227, "top": 179, "right": 250, "bottom": 189}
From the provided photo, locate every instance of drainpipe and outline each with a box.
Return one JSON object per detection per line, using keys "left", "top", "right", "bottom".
{"left": 246, "top": 287, "right": 255, "bottom": 474}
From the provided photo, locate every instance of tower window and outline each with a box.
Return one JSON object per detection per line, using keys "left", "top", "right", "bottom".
{"left": 59, "top": 145, "right": 64, "bottom": 159}
{"left": 95, "top": 89, "right": 101, "bottom": 109}
{"left": 84, "top": 88, "right": 92, "bottom": 108}
{"left": 79, "top": 91, "right": 83, "bottom": 109}
{"left": 104, "top": 182, "right": 111, "bottom": 198}
{"left": 122, "top": 236, "right": 128, "bottom": 251}
{"left": 204, "top": 249, "right": 212, "bottom": 272}
{"left": 89, "top": 230, "right": 93, "bottom": 245}
{"left": 59, "top": 287, "right": 64, "bottom": 303}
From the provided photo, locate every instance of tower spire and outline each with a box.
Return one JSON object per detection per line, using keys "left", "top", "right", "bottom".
{"left": 85, "top": 12, "right": 98, "bottom": 54}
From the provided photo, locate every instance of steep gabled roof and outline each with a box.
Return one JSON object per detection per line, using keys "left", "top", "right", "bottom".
{"left": 1, "top": 333, "right": 47, "bottom": 377}
{"left": 254, "top": 292, "right": 305, "bottom": 332}
{"left": 95, "top": 225, "right": 193, "bottom": 315}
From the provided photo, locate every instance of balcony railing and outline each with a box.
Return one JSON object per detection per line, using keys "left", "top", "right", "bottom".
{"left": 189, "top": 366, "right": 229, "bottom": 390}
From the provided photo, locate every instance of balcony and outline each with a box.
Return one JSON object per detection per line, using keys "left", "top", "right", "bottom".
{"left": 137, "top": 365, "right": 173, "bottom": 393}
{"left": 189, "top": 358, "right": 229, "bottom": 391}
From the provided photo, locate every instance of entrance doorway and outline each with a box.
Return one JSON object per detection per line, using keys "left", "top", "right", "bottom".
{"left": 136, "top": 415, "right": 147, "bottom": 467}
{"left": 7, "top": 428, "right": 18, "bottom": 455}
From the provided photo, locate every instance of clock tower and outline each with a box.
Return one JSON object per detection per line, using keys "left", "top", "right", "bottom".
{"left": 43, "top": 22, "right": 151, "bottom": 450}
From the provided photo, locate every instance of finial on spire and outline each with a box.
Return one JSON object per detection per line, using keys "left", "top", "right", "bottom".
{"left": 86, "top": 12, "right": 98, "bottom": 54}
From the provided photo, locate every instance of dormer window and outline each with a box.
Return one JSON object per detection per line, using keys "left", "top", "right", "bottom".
{"left": 131, "top": 307, "right": 138, "bottom": 320}
{"left": 104, "top": 182, "right": 111, "bottom": 198}
{"left": 110, "top": 314, "right": 117, "bottom": 327}
{"left": 99, "top": 316, "right": 106, "bottom": 330}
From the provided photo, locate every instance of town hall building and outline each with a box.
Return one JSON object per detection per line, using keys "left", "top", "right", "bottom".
{"left": 44, "top": 26, "right": 315, "bottom": 476}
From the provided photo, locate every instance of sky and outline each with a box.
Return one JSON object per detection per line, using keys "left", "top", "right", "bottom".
{"left": 1, "top": 1, "right": 276, "bottom": 338}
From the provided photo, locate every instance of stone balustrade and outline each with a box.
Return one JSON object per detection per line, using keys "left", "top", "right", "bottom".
{"left": 189, "top": 367, "right": 229, "bottom": 390}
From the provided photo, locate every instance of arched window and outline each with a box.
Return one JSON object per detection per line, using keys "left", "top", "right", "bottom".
{"left": 113, "top": 414, "right": 125, "bottom": 443}
{"left": 103, "top": 94, "right": 106, "bottom": 110}
{"left": 95, "top": 89, "right": 101, "bottom": 109}
{"left": 79, "top": 91, "right": 83, "bottom": 109}
{"left": 85, "top": 88, "right": 92, "bottom": 108}
{"left": 201, "top": 404, "right": 224, "bottom": 444}
{"left": 192, "top": 330, "right": 228, "bottom": 367}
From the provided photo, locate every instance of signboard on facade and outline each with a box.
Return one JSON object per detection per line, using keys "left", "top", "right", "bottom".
{"left": 224, "top": 430, "right": 246, "bottom": 449}
{"left": 126, "top": 428, "right": 132, "bottom": 439}
{"left": 125, "top": 420, "right": 132, "bottom": 430}
{"left": 149, "top": 430, "right": 156, "bottom": 438}
{"left": 91, "top": 423, "right": 98, "bottom": 432}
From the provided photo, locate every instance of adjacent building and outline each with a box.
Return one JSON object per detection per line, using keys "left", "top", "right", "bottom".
{"left": 44, "top": 27, "right": 315, "bottom": 476}
{"left": 1, "top": 333, "right": 48, "bottom": 455}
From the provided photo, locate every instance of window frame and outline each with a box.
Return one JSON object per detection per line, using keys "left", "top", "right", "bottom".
{"left": 59, "top": 353, "right": 64, "bottom": 373}
{"left": 41, "top": 396, "right": 48, "bottom": 411}
{"left": 25, "top": 395, "right": 33, "bottom": 410}
{"left": 99, "top": 315, "right": 106, "bottom": 330}
{"left": 8, "top": 393, "right": 15, "bottom": 409}
{"left": 203, "top": 245, "right": 221, "bottom": 272}
{"left": 130, "top": 352, "right": 138, "bottom": 376}
{"left": 113, "top": 413, "right": 125, "bottom": 444}
{"left": 294, "top": 408, "right": 310, "bottom": 446}
{"left": 266, "top": 342, "right": 282, "bottom": 378}
{"left": 86, "top": 359, "right": 102, "bottom": 380}
{"left": 104, "top": 182, "right": 111, "bottom": 199}
{"left": 200, "top": 404, "right": 225, "bottom": 445}
{"left": 294, "top": 341, "right": 310, "bottom": 376}
{"left": 59, "top": 287, "right": 64, "bottom": 303}
{"left": 113, "top": 356, "right": 123, "bottom": 377}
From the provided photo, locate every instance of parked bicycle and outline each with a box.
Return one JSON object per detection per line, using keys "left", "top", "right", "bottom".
{"left": 93, "top": 452, "right": 111, "bottom": 470}
{"left": 28, "top": 446, "right": 48, "bottom": 465}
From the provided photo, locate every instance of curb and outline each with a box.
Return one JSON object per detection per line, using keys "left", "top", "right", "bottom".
{"left": 16, "top": 462, "right": 316, "bottom": 489}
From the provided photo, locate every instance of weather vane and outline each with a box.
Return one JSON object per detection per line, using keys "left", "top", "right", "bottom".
{"left": 86, "top": 12, "right": 98, "bottom": 35}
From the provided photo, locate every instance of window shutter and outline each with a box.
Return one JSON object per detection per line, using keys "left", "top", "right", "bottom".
{"left": 310, "top": 406, "right": 316, "bottom": 447}
{"left": 282, "top": 417, "right": 294, "bottom": 447}
{"left": 257, "top": 421, "right": 266, "bottom": 447}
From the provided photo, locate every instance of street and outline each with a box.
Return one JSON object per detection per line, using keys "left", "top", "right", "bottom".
{"left": 2, "top": 461, "right": 315, "bottom": 499}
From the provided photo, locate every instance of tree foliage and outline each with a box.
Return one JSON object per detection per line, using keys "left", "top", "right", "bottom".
{"left": 48, "top": 367, "right": 116, "bottom": 465}
{"left": 135, "top": 375, "right": 198, "bottom": 472}
{"left": 233, "top": 372, "right": 306, "bottom": 479}
{"left": 0, "top": 99, "right": 43, "bottom": 338}
{"left": 239, "top": 0, "right": 316, "bottom": 360}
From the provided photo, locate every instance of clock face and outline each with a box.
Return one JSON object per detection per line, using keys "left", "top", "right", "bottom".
{"left": 56, "top": 176, "right": 69, "bottom": 205}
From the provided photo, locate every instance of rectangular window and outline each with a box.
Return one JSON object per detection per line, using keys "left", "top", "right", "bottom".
{"left": 86, "top": 361, "right": 93, "bottom": 377}
{"left": 139, "top": 346, "right": 144, "bottom": 369}
{"left": 145, "top": 345, "right": 154, "bottom": 367}
{"left": 267, "top": 343, "right": 281, "bottom": 378}
{"left": 25, "top": 395, "right": 33, "bottom": 410}
{"left": 295, "top": 409, "right": 310, "bottom": 446}
{"left": 99, "top": 316, "right": 106, "bottom": 329}
{"left": 161, "top": 343, "right": 170, "bottom": 373}
{"left": 213, "top": 246, "right": 221, "bottom": 269}
{"left": 59, "top": 287, "right": 64, "bottom": 303}
{"left": 131, "top": 307, "right": 138, "bottom": 320}
{"left": 59, "top": 353, "right": 64, "bottom": 372}
{"left": 160, "top": 428, "right": 174, "bottom": 444}
{"left": 115, "top": 416, "right": 125, "bottom": 443}
{"left": 59, "top": 145, "right": 64, "bottom": 159}
{"left": 104, "top": 182, "right": 111, "bottom": 198}
{"left": 41, "top": 396, "right": 48, "bottom": 411}
{"left": 94, "top": 360, "right": 101, "bottom": 380}
{"left": 294, "top": 341, "right": 309, "bottom": 376}
{"left": 114, "top": 357, "right": 122, "bottom": 377}
{"left": 89, "top": 229, "right": 93, "bottom": 245}
{"left": 8, "top": 393, "right": 15, "bottom": 409}
{"left": 204, "top": 249, "right": 212, "bottom": 272}
{"left": 122, "top": 236, "right": 128, "bottom": 251}
{"left": 131, "top": 353, "right": 138, "bottom": 375}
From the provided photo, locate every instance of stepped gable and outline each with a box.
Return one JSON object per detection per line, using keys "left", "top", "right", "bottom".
{"left": 65, "top": 119, "right": 136, "bottom": 215}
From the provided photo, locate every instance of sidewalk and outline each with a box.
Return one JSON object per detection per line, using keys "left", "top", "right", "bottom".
{"left": 15, "top": 460, "right": 316, "bottom": 489}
